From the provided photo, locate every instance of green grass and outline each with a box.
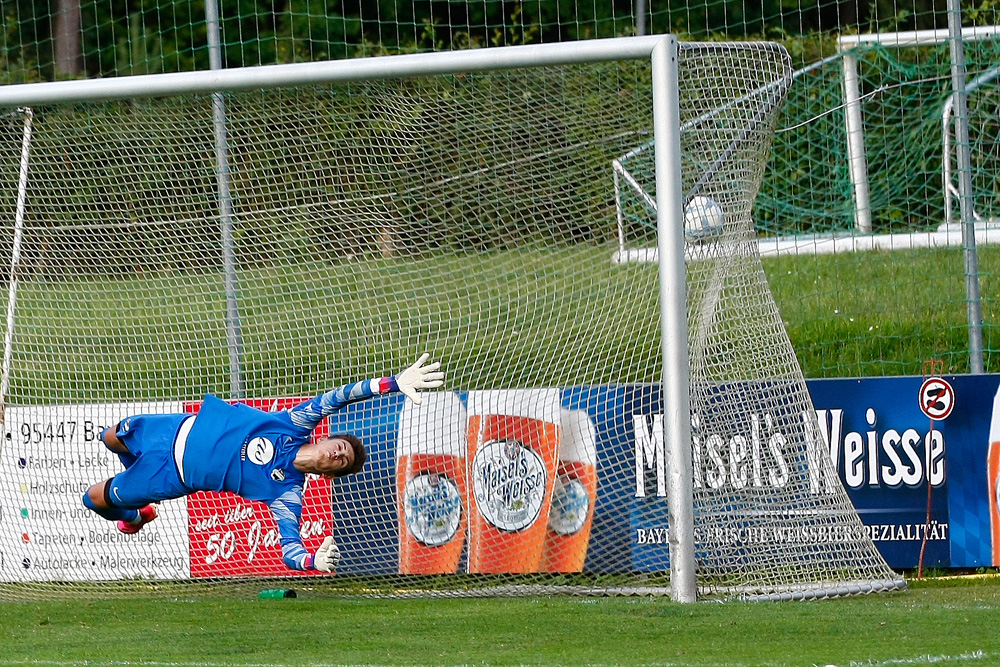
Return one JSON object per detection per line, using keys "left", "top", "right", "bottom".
{"left": 8, "top": 245, "right": 663, "bottom": 402}
{"left": 1, "top": 577, "right": 998, "bottom": 666}
{"left": 6, "top": 246, "right": 1000, "bottom": 665}
{"left": 764, "top": 245, "right": 1000, "bottom": 377}
{"left": 12, "top": 242, "right": 1000, "bottom": 404}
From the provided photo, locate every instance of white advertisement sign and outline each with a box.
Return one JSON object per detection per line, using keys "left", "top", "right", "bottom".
{"left": 0, "top": 402, "right": 190, "bottom": 582}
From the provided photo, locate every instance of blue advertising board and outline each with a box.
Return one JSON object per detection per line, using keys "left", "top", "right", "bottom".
{"left": 808, "top": 375, "right": 998, "bottom": 569}
{"left": 321, "top": 376, "right": 1000, "bottom": 574}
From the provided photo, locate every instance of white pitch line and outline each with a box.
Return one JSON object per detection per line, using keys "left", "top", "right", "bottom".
{"left": 843, "top": 650, "right": 994, "bottom": 665}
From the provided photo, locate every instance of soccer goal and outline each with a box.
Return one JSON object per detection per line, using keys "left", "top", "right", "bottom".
{"left": 0, "top": 36, "right": 903, "bottom": 601}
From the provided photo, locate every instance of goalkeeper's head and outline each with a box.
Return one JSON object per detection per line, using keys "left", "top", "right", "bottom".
{"left": 329, "top": 433, "right": 366, "bottom": 478}
{"left": 298, "top": 434, "right": 367, "bottom": 479}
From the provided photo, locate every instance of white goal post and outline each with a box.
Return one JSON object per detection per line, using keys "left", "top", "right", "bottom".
{"left": 0, "top": 36, "right": 903, "bottom": 602}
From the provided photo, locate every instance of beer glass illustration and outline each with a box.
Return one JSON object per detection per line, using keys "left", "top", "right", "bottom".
{"left": 541, "top": 409, "right": 598, "bottom": 573}
{"left": 466, "top": 388, "right": 561, "bottom": 574}
{"left": 989, "top": 382, "right": 1000, "bottom": 565}
{"left": 396, "top": 391, "right": 468, "bottom": 574}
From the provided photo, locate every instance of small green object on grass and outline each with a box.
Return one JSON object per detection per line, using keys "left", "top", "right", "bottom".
{"left": 258, "top": 588, "right": 296, "bottom": 599}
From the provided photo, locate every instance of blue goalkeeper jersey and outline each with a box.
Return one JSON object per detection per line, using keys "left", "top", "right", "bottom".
{"left": 179, "top": 377, "right": 392, "bottom": 569}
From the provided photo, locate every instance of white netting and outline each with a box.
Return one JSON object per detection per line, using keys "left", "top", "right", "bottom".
{"left": 0, "top": 42, "right": 902, "bottom": 600}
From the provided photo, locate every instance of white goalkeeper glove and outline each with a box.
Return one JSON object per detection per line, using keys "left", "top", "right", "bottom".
{"left": 313, "top": 535, "right": 340, "bottom": 573}
{"left": 394, "top": 353, "right": 444, "bottom": 405}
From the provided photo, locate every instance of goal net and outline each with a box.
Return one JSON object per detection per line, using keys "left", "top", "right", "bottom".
{"left": 0, "top": 38, "right": 903, "bottom": 600}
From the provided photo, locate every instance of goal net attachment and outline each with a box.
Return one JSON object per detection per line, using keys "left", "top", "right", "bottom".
{"left": 0, "top": 37, "right": 904, "bottom": 601}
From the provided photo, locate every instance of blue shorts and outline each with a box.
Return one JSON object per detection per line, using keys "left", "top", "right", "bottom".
{"left": 107, "top": 413, "right": 191, "bottom": 508}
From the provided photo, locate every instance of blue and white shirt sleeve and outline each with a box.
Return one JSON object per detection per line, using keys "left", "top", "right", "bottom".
{"left": 269, "top": 487, "right": 315, "bottom": 571}
{"left": 286, "top": 377, "right": 398, "bottom": 432}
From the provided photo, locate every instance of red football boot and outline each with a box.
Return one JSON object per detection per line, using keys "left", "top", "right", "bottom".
{"left": 117, "top": 504, "right": 158, "bottom": 534}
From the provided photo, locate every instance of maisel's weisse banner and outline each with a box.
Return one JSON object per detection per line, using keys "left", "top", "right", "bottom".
{"left": 807, "top": 375, "right": 996, "bottom": 569}
{"left": 2, "top": 375, "right": 999, "bottom": 581}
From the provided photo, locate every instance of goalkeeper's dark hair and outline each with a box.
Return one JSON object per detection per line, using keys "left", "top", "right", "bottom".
{"left": 331, "top": 433, "right": 366, "bottom": 477}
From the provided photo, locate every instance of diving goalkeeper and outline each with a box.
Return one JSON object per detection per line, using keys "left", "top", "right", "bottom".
{"left": 81, "top": 354, "right": 443, "bottom": 572}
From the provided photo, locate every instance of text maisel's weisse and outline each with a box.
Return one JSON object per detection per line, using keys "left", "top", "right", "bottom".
{"left": 633, "top": 407, "right": 946, "bottom": 497}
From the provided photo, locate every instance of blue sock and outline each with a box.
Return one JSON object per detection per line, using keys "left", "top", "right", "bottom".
{"left": 82, "top": 492, "right": 139, "bottom": 523}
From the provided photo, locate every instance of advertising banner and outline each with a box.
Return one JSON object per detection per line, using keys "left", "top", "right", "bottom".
{"left": 326, "top": 378, "right": 1000, "bottom": 573}
{"left": 809, "top": 375, "right": 998, "bottom": 569}
{"left": 3, "top": 374, "right": 1000, "bottom": 581}
{"left": 0, "top": 402, "right": 189, "bottom": 581}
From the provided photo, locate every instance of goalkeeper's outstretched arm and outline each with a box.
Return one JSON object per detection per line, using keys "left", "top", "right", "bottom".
{"left": 286, "top": 353, "right": 444, "bottom": 431}
{"left": 270, "top": 490, "right": 339, "bottom": 572}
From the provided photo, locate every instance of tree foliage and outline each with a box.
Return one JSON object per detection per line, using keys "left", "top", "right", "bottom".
{"left": 0, "top": 0, "right": 995, "bottom": 83}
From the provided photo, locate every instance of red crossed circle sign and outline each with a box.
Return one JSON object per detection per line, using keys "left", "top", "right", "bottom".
{"left": 918, "top": 377, "right": 955, "bottom": 420}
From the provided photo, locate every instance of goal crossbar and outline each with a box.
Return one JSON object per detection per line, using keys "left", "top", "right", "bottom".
{"left": 0, "top": 37, "right": 670, "bottom": 107}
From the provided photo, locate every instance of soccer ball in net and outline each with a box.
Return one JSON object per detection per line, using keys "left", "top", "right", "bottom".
{"left": 683, "top": 195, "right": 725, "bottom": 242}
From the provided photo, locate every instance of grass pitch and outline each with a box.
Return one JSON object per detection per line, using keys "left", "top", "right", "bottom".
{"left": 9, "top": 242, "right": 1000, "bottom": 405}
{"left": 764, "top": 245, "right": 1000, "bottom": 377}
{"left": 1, "top": 576, "right": 999, "bottom": 666}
